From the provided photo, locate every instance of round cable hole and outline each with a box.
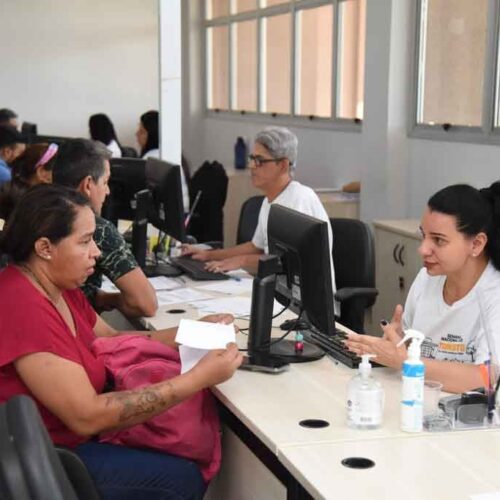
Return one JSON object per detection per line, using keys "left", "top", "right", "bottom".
{"left": 166, "top": 309, "right": 186, "bottom": 314}
{"left": 298, "top": 419, "right": 330, "bottom": 429}
{"left": 341, "top": 457, "right": 375, "bottom": 469}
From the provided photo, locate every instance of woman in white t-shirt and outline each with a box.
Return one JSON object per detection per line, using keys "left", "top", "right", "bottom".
{"left": 346, "top": 182, "right": 500, "bottom": 393}
{"left": 89, "top": 113, "right": 122, "bottom": 158}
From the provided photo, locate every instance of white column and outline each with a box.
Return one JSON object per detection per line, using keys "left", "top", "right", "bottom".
{"left": 158, "top": 0, "right": 182, "bottom": 165}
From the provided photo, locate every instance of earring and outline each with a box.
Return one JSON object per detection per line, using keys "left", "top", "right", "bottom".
{"left": 44, "top": 255, "right": 52, "bottom": 260}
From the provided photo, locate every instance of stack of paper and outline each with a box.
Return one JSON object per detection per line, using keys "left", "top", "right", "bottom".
{"left": 156, "top": 288, "right": 213, "bottom": 307}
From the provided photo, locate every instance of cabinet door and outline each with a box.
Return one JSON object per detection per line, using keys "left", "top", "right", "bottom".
{"left": 373, "top": 229, "right": 422, "bottom": 321}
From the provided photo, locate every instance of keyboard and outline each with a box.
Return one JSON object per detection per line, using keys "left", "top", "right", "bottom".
{"left": 170, "top": 256, "right": 230, "bottom": 281}
{"left": 304, "top": 329, "right": 369, "bottom": 369}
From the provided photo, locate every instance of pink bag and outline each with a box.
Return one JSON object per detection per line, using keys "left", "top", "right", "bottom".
{"left": 91, "top": 334, "right": 221, "bottom": 482}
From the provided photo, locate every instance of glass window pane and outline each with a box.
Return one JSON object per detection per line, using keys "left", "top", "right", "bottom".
{"left": 337, "top": 0, "right": 366, "bottom": 120}
{"left": 263, "top": 14, "right": 291, "bottom": 114}
{"left": 233, "top": 20, "right": 257, "bottom": 111}
{"left": 207, "top": 26, "right": 229, "bottom": 109}
{"left": 234, "top": 0, "right": 257, "bottom": 14}
{"left": 206, "top": 0, "right": 229, "bottom": 20}
{"left": 417, "top": 0, "right": 488, "bottom": 126}
{"left": 296, "top": 5, "right": 333, "bottom": 118}
{"left": 262, "top": 0, "right": 289, "bottom": 7}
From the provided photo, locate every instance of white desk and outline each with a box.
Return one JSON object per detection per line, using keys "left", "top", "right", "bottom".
{"left": 140, "top": 275, "right": 500, "bottom": 500}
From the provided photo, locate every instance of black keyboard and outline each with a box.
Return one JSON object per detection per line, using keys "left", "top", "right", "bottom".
{"left": 170, "top": 256, "right": 230, "bottom": 281}
{"left": 304, "top": 330, "right": 365, "bottom": 369}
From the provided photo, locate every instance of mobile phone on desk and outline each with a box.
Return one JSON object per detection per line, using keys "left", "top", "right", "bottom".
{"left": 239, "top": 354, "right": 289, "bottom": 374}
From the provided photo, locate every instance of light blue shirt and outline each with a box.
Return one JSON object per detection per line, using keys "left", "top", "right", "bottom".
{"left": 0, "top": 158, "right": 11, "bottom": 185}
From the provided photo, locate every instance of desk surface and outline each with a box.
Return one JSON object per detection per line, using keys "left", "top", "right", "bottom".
{"left": 142, "top": 273, "right": 500, "bottom": 500}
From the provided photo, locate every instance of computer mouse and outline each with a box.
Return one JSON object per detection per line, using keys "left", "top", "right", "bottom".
{"left": 280, "top": 319, "right": 311, "bottom": 331}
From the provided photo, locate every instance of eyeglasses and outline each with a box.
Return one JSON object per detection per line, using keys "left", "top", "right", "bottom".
{"left": 248, "top": 154, "right": 285, "bottom": 167}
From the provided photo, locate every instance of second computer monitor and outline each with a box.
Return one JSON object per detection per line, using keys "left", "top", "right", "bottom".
{"left": 145, "top": 158, "right": 186, "bottom": 243}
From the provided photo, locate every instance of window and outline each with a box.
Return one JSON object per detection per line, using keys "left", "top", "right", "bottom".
{"left": 413, "top": 0, "right": 500, "bottom": 142}
{"left": 204, "top": 0, "right": 366, "bottom": 125}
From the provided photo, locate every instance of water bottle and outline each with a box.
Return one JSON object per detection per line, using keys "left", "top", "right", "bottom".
{"left": 234, "top": 137, "right": 247, "bottom": 170}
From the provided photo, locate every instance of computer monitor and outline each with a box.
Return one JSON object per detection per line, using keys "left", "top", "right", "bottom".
{"left": 34, "top": 134, "right": 72, "bottom": 146}
{"left": 247, "top": 205, "right": 335, "bottom": 364}
{"left": 21, "top": 122, "right": 37, "bottom": 143}
{"left": 130, "top": 159, "right": 186, "bottom": 277}
{"left": 145, "top": 158, "right": 186, "bottom": 244}
{"left": 104, "top": 158, "right": 146, "bottom": 223}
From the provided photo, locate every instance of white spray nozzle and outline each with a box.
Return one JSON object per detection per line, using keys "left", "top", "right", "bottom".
{"left": 397, "top": 329, "right": 425, "bottom": 361}
{"left": 359, "top": 354, "right": 376, "bottom": 377}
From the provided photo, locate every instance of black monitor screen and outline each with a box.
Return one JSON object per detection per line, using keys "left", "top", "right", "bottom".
{"left": 268, "top": 205, "right": 335, "bottom": 337}
{"left": 105, "top": 158, "right": 146, "bottom": 222}
{"left": 145, "top": 158, "right": 186, "bottom": 243}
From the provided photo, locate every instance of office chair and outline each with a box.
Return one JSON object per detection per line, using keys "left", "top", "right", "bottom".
{"left": 236, "top": 195, "right": 264, "bottom": 244}
{"left": 0, "top": 395, "right": 99, "bottom": 500}
{"left": 331, "top": 218, "right": 378, "bottom": 333}
{"left": 188, "top": 161, "right": 228, "bottom": 244}
{"left": 121, "top": 146, "right": 138, "bottom": 158}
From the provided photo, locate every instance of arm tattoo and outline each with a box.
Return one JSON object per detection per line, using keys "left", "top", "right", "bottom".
{"left": 105, "top": 381, "right": 176, "bottom": 423}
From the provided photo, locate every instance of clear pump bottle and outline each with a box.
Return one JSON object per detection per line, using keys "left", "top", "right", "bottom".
{"left": 398, "top": 329, "right": 425, "bottom": 432}
{"left": 347, "top": 354, "right": 384, "bottom": 429}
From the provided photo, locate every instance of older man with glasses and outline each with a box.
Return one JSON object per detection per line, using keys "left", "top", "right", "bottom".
{"left": 183, "top": 127, "right": 336, "bottom": 297}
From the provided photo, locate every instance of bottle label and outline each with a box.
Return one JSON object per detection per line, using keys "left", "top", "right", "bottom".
{"left": 347, "top": 389, "right": 383, "bottom": 426}
{"left": 401, "top": 375, "right": 424, "bottom": 432}
{"left": 402, "top": 363, "right": 425, "bottom": 377}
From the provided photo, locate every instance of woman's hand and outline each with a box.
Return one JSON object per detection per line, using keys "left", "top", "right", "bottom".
{"left": 205, "top": 256, "right": 245, "bottom": 273}
{"left": 344, "top": 326, "right": 407, "bottom": 370}
{"left": 200, "top": 313, "right": 234, "bottom": 324}
{"left": 382, "top": 304, "right": 404, "bottom": 341}
{"left": 192, "top": 343, "right": 243, "bottom": 386}
{"left": 182, "top": 245, "right": 211, "bottom": 261}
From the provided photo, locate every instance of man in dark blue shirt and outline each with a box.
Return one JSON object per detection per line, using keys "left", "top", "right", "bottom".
{"left": 0, "top": 125, "right": 26, "bottom": 186}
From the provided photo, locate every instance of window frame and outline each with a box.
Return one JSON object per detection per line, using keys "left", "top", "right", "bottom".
{"left": 409, "top": 0, "right": 500, "bottom": 145}
{"left": 203, "top": 0, "right": 364, "bottom": 132}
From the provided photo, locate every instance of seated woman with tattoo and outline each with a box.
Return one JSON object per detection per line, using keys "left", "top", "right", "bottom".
{"left": 0, "top": 185, "right": 242, "bottom": 500}
{"left": 346, "top": 183, "right": 500, "bottom": 394}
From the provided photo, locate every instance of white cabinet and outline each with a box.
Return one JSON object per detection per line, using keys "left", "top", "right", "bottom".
{"left": 373, "top": 220, "right": 422, "bottom": 322}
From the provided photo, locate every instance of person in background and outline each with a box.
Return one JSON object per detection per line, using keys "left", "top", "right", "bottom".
{"left": 0, "top": 108, "right": 19, "bottom": 129}
{"left": 183, "top": 127, "right": 337, "bottom": 310}
{"left": 136, "top": 110, "right": 189, "bottom": 212}
{"left": 0, "top": 125, "right": 27, "bottom": 186}
{"left": 53, "top": 138, "right": 158, "bottom": 318}
{"left": 346, "top": 183, "right": 500, "bottom": 394}
{"left": 0, "top": 143, "right": 58, "bottom": 220}
{"left": 0, "top": 184, "right": 242, "bottom": 499}
{"left": 89, "top": 113, "right": 122, "bottom": 158}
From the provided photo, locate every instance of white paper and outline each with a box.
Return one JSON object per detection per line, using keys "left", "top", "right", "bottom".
{"left": 196, "top": 279, "right": 253, "bottom": 295}
{"left": 176, "top": 319, "right": 236, "bottom": 374}
{"left": 176, "top": 318, "right": 236, "bottom": 349}
{"left": 147, "top": 276, "right": 183, "bottom": 291}
{"left": 156, "top": 288, "right": 213, "bottom": 307}
{"left": 193, "top": 296, "right": 282, "bottom": 318}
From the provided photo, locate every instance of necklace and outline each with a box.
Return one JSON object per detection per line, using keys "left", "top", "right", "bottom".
{"left": 19, "top": 264, "right": 60, "bottom": 305}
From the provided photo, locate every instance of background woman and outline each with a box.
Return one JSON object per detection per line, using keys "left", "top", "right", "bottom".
{"left": 346, "top": 183, "right": 500, "bottom": 393}
{"left": 89, "top": 113, "right": 122, "bottom": 158}
{"left": 0, "top": 184, "right": 242, "bottom": 499}
{"left": 0, "top": 142, "right": 57, "bottom": 220}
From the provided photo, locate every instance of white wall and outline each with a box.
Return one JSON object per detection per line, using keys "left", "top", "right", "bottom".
{"left": 0, "top": 0, "right": 159, "bottom": 148}
{"left": 182, "top": 0, "right": 500, "bottom": 223}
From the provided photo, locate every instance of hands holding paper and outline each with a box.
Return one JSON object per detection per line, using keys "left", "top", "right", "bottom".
{"left": 192, "top": 344, "right": 243, "bottom": 387}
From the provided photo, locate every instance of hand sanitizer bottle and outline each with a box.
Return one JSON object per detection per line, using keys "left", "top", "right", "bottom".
{"left": 397, "top": 329, "right": 425, "bottom": 432}
{"left": 347, "top": 354, "right": 384, "bottom": 429}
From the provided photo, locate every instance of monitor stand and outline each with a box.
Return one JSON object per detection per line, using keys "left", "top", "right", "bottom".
{"left": 143, "top": 263, "right": 183, "bottom": 278}
{"left": 269, "top": 339, "right": 324, "bottom": 363}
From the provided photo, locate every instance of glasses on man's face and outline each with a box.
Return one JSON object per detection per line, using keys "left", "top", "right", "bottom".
{"left": 248, "top": 154, "right": 285, "bottom": 168}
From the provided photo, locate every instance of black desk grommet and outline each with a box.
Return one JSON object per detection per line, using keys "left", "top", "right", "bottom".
{"left": 341, "top": 457, "right": 375, "bottom": 469}
{"left": 298, "top": 419, "right": 330, "bottom": 429}
{"left": 166, "top": 309, "right": 186, "bottom": 314}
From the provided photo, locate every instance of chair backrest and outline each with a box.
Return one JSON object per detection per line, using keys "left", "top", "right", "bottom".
{"left": 188, "top": 161, "right": 229, "bottom": 243}
{"left": 236, "top": 195, "right": 264, "bottom": 244}
{"left": 0, "top": 395, "right": 95, "bottom": 500}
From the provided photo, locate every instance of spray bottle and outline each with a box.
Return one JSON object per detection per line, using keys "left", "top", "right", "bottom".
{"left": 398, "top": 329, "right": 425, "bottom": 432}
{"left": 347, "top": 354, "right": 384, "bottom": 429}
